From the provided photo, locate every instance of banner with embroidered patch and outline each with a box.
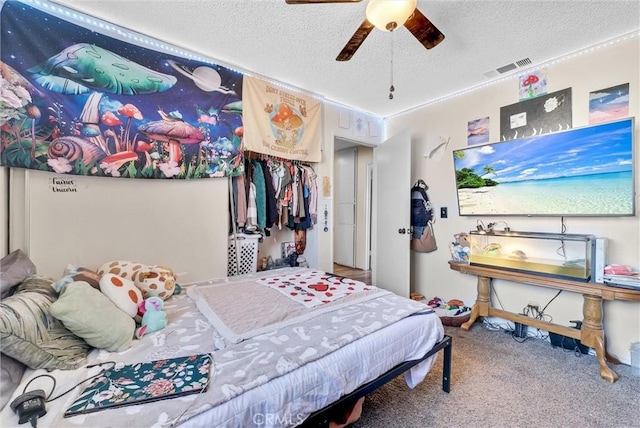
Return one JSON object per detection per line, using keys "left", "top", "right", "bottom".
{"left": 242, "top": 76, "right": 322, "bottom": 162}
{"left": 0, "top": 1, "right": 244, "bottom": 179}
{"left": 64, "top": 353, "right": 212, "bottom": 417}
{"left": 256, "top": 270, "right": 374, "bottom": 307}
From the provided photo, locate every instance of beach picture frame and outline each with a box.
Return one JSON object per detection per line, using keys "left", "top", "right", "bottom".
{"left": 452, "top": 117, "right": 635, "bottom": 217}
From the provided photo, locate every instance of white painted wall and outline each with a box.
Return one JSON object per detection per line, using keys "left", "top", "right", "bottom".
{"left": 386, "top": 36, "right": 640, "bottom": 364}
{"left": 9, "top": 169, "right": 229, "bottom": 284}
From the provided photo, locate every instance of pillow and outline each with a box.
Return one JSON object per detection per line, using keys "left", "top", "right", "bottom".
{"left": 0, "top": 250, "right": 37, "bottom": 298}
{"left": 50, "top": 281, "right": 135, "bottom": 352}
{"left": 0, "top": 275, "right": 90, "bottom": 370}
{"left": 0, "top": 353, "right": 26, "bottom": 411}
{"left": 99, "top": 274, "right": 142, "bottom": 318}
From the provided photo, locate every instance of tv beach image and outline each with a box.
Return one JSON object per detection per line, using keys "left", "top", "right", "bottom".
{"left": 453, "top": 118, "right": 634, "bottom": 216}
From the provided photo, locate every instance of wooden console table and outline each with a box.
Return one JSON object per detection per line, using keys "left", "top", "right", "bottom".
{"left": 449, "top": 261, "right": 640, "bottom": 383}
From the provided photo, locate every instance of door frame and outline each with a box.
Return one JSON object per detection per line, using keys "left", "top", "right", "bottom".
{"left": 333, "top": 136, "right": 374, "bottom": 271}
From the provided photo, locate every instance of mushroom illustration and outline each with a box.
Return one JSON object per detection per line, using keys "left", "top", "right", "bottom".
{"left": 118, "top": 103, "right": 143, "bottom": 151}
{"left": 27, "top": 43, "right": 176, "bottom": 95}
{"left": 135, "top": 141, "right": 156, "bottom": 168}
{"left": 138, "top": 116, "right": 204, "bottom": 165}
{"left": 271, "top": 103, "right": 303, "bottom": 129}
{"left": 522, "top": 74, "right": 539, "bottom": 97}
{"left": 101, "top": 110, "right": 123, "bottom": 152}
{"left": 25, "top": 104, "right": 41, "bottom": 159}
{"left": 99, "top": 150, "right": 138, "bottom": 177}
{"left": 78, "top": 92, "right": 109, "bottom": 154}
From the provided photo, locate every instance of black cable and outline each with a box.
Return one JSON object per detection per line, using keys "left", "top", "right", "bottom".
{"left": 22, "top": 361, "right": 116, "bottom": 403}
{"left": 540, "top": 290, "right": 562, "bottom": 316}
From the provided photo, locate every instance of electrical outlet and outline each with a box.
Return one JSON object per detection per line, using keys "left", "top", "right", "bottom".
{"left": 440, "top": 207, "right": 448, "bottom": 218}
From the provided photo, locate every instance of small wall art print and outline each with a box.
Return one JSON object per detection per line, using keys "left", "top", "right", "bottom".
{"left": 1, "top": 1, "right": 244, "bottom": 179}
{"left": 519, "top": 70, "right": 547, "bottom": 100}
{"left": 589, "top": 83, "right": 629, "bottom": 124}
{"left": 500, "top": 88, "right": 572, "bottom": 141}
{"left": 467, "top": 117, "right": 490, "bottom": 145}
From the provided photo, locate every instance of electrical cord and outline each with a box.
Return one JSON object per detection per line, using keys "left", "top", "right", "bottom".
{"left": 22, "top": 361, "right": 116, "bottom": 402}
{"left": 13, "top": 361, "right": 116, "bottom": 427}
{"left": 169, "top": 354, "right": 214, "bottom": 427}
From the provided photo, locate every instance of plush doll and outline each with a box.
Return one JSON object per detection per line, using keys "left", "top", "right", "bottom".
{"left": 135, "top": 297, "right": 168, "bottom": 338}
{"left": 99, "top": 273, "right": 143, "bottom": 318}
{"left": 97, "top": 260, "right": 177, "bottom": 300}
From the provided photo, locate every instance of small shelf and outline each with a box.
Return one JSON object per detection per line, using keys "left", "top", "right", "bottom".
{"left": 469, "top": 230, "right": 595, "bottom": 242}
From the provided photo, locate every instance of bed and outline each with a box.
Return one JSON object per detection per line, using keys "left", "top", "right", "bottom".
{"left": 0, "top": 261, "right": 449, "bottom": 428}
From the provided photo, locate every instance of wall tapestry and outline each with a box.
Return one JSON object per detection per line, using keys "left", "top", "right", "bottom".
{"left": 0, "top": 1, "right": 244, "bottom": 179}
{"left": 500, "top": 88, "right": 572, "bottom": 141}
{"left": 588, "top": 83, "right": 629, "bottom": 125}
{"left": 243, "top": 76, "right": 322, "bottom": 162}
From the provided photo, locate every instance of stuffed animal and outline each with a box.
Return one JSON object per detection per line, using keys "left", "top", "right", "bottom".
{"left": 135, "top": 297, "right": 168, "bottom": 338}
{"left": 97, "top": 261, "right": 177, "bottom": 300}
{"left": 99, "top": 273, "right": 143, "bottom": 318}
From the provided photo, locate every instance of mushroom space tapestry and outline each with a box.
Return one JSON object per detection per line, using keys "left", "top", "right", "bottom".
{"left": 0, "top": 0, "right": 244, "bottom": 179}
{"left": 243, "top": 76, "right": 322, "bottom": 162}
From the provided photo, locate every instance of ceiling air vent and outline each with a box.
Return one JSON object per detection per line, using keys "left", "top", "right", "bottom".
{"left": 483, "top": 57, "right": 533, "bottom": 79}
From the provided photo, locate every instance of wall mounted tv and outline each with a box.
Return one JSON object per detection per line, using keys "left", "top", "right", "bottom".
{"left": 453, "top": 117, "right": 635, "bottom": 217}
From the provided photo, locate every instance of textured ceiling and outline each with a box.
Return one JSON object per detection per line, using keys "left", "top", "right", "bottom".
{"left": 51, "top": 0, "right": 639, "bottom": 118}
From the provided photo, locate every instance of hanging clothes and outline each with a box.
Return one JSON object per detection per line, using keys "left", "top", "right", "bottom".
{"left": 232, "top": 153, "right": 318, "bottom": 235}
{"left": 246, "top": 182, "right": 258, "bottom": 232}
{"left": 252, "top": 160, "right": 267, "bottom": 231}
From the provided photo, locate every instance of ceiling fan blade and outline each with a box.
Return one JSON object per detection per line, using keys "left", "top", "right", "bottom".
{"left": 404, "top": 8, "right": 445, "bottom": 50}
{"left": 285, "top": 0, "right": 362, "bottom": 4}
{"left": 336, "top": 19, "right": 374, "bottom": 61}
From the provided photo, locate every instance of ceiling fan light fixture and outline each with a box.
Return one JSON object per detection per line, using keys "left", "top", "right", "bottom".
{"left": 365, "top": 0, "right": 417, "bottom": 32}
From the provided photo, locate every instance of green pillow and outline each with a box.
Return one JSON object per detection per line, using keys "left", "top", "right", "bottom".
{"left": 50, "top": 281, "right": 135, "bottom": 352}
{"left": 0, "top": 275, "right": 89, "bottom": 370}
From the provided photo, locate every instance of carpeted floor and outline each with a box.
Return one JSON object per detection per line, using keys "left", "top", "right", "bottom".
{"left": 353, "top": 324, "right": 640, "bottom": 428}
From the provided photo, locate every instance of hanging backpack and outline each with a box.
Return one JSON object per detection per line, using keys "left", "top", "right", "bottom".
{"left": 410, "top": 179, "right": 437, "bottom": 253}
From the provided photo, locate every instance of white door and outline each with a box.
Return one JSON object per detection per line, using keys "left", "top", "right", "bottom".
{"left": 372, "top": 130, "right": 411, "bottom": 297}
{"left": 335, "top": 148, "right": 356, "bottom": 267}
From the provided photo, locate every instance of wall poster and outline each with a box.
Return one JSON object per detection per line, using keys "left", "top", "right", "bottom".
{"left": 242, "top": 76, "right": 322, "bottom": 162}
{"left": 588, "top": 83, "right": 629, "bottom": 124}
{"left": 499, "top": 88, "right": 572, "bottom": 141}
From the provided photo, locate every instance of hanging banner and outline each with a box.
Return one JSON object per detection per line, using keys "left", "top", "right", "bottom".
{"left": 0, "top": 1, "right": 244, "bottom": 179}
{"left": 243, "top": 76, "right": 322, "bottom": 162}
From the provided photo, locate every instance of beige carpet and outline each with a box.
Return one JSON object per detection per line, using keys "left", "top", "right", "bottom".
{"left": 353, "top": 324, "right": 640, "bottom": 428}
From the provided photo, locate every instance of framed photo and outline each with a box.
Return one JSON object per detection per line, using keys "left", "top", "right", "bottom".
{"left": 281, "top": 241, "right": 296, "bottom": 258}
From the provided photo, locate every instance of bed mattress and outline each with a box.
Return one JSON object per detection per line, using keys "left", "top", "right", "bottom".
{"left": 0, "top": 269, "right": 444, "bottom": 428}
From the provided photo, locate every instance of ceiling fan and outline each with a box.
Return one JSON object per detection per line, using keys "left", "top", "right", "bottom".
{"left": 285, "top": 0, "right": 445, "bottom": 61}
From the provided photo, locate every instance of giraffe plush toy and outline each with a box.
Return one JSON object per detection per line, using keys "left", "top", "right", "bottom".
{"left": 97, "top": 260, "right": 177, "bottom": 300}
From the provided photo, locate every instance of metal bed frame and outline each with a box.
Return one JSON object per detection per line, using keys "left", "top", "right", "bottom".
{"left": 300, "top": 334, "right": 452, "bottom": 427}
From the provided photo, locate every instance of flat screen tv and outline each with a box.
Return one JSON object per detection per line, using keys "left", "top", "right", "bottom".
{"left": 453, "top": 117, "right": 635, "bottom": 217}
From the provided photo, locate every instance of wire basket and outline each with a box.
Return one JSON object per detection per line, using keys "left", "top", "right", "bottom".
{"left": 227, "top": 234, "right": 260, "bottom": 276}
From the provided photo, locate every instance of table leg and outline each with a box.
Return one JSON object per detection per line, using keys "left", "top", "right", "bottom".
{"left": 461, "top": 276, "right": 491, "bottom": 331}
{"left": 580, "top": 294, "right": 619, "bottom": 383}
